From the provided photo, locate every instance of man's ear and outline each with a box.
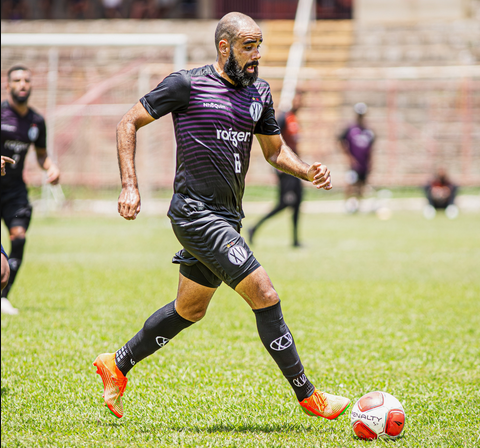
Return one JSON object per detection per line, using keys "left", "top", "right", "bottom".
{"left": 218, "top": 39, "right": 230, "bottom": 58}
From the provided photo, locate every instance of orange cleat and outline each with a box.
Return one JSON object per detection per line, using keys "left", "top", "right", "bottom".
{"left": 299, "top": 388, "right": 351, "bottom": 420}
{"left": 93, "top": 353, "right": 128, "bottom": 418}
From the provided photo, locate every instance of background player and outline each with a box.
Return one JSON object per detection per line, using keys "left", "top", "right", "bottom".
{"left": 338, "top": 102, "right": 375, "bottom": 213}
{"left": 94, "top": 12, "right": 350, "bottom": 422}
{"left": 1, "top": 156, "right": 15, "bottom": 292}
{"left": 248, "top": 90, "right": 304, "bottom": 247}
{"left": 1, "top": 65, "right": 60, "bottom": 315}
{"left": 423, "top": 167, "right": 459, "bottom": 219}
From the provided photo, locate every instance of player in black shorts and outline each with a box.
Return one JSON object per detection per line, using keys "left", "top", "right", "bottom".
{"left": 248, "top": 90, "right": 304, "bottom": 247}
{"left": 1, "top": 156, "right": 15, "bottom": 292}
{"left": 94, "top": 12, "right": 350, "bottom": 421}
{"left": 1, "top": 66, "right": 60, "bottom": 315}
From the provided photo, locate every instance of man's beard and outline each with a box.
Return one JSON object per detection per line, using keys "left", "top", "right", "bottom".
{"left": 224, "top": 50, "right": 258, "bottom": 88}
{"left": 11, "top": 89, "right": 31, "bottom": 105}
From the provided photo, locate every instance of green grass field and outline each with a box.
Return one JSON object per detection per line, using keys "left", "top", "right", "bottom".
{"left": 1, "top": 208, "right": 479, "bottom": 447}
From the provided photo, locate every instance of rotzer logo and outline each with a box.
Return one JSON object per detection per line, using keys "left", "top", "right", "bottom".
{"left": 227, "top": 245, "right": 248, "bottom": 266}
{"left": 216, "top": 128, "right": 251, "bottom": 147}
{"left": 270, "top": 332, "right": 293, "bottom": 351}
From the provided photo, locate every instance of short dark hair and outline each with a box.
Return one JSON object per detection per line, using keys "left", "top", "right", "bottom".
{"left": 215, "top": 19, "right": 238, "bottom": 53}
{"left": 7, "top": 65, "right": 30, "bottom": 80}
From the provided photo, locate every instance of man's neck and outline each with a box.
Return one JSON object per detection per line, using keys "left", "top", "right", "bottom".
{"left": 8, "top": 98, "right": 29, "bottom": 117}
{"left": 213, "top": 61, "right": 236, "bottom": 86}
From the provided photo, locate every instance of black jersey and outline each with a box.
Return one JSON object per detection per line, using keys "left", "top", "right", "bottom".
{"left": 1, "top": 101, "right": 47, "bottom": 189}
{"left": 140, "top": 64, "right": 280, "bottom": 222}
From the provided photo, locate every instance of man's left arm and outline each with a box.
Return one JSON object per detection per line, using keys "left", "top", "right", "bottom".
{"left": 256, "top": 133, "right": 332, "bottom": 190}
{"left": 35, "top": 147, "right": 60, "bottom": 184}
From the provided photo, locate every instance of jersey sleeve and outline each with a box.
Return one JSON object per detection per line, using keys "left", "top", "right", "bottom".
{"left": 140, "top": 70, "right": 191, "bottom": 119}
{"left": 254, "top": 96, "right": 281, "bottom": 136}
{"left": 35, "top": 116, "right": 47, "bottom": 149}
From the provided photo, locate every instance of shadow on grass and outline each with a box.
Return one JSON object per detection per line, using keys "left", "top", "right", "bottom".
{"left": 1, "top": 387, "right": 9, "bottom": 396}
{"left": 168, "top": 422, "right": 321, "bottom": 434}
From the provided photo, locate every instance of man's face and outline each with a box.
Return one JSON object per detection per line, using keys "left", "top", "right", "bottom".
{"left": 7, "top": 70, "right": 32, "bottom": 105}
{"left": 224, "top": 26, "right": 262, "bottom": 87}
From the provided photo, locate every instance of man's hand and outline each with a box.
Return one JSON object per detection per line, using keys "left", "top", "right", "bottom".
{"left": 46, "top": 163, "right": 60, "bottom": 184}
{"left": 307, "top": 162, "right": 332, "bottom": 190}
{"left": 118, "top": 186, "right": 141, "bottom": 220}
{"left": 1, "top": 156, "right": 15, "bottom": 176}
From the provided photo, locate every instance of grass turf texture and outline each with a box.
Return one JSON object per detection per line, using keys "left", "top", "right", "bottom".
{"left": 1, "top": 210, "right": 479, "bottom": 447}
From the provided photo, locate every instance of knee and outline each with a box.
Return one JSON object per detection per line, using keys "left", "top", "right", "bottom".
{"left": 261, "top": 288, "right": 280, "bottom": 308}
{"left": 10, "top": 227, "right": 26, "bottom": 240}
{"left": 178, "top": 303, "right": 208, "bottom": 322}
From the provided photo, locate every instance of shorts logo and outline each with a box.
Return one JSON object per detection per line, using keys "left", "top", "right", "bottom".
{"left": 156, "top": 336, "right": 170, "bottom": 348}
{"left": 28, "top": 124, "right": 39, "bottom": 142}
{"left": 293, "top": 374, "right": 307, "bottom": 388}
{"left": 227, "top": 245, "right": 248, "bottom": 266}
{"left": 250, "top": 101, "right": 263, "bottom": 122}
{"left": 270, "top": 332, "right": 293, "bottom": 351}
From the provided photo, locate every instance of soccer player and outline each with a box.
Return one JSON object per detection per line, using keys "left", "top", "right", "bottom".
{"left": 423, "top": 167, "right": 459, "bottom": 219}
{"left": 94, "top": 12, "right": 351, "bottom": 421}
{"left": 1, "top": 66, "right": 60, "bottom": 315}
{"left": 338, "top": 102, "right": 375, "bottom": 213}
{"left": 248, "top": 90, "right": 304, "bottom": 247}
{"left": 1, "top": 156, "right": 15, "bottom": 292}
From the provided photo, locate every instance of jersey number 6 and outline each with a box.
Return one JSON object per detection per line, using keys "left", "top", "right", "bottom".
{"left": 234, "top": 153, "right": 241, "bottom": 174}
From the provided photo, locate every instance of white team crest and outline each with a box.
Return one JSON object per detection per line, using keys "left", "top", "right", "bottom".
{"left": 28, "top": 125, "right": 39, "bottom": 142}
{"left": 249, "top": 101, "right": 263, "bottom": 122}
{"left": 227, "top": 245, "right": 248, "bottom": 266}
{"left": 270, "top": 332, "right": 293, "bottom": 351}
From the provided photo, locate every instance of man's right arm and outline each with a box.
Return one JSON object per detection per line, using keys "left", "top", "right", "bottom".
{"left": 116, "top": 101, "right": 155, "bottom": 220}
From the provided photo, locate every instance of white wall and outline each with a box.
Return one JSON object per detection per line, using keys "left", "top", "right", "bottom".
{"left": 354, "top": 0, "right": 471, "bottom": 23}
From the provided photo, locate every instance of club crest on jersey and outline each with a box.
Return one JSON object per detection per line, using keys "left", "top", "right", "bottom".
{"left": 28, "top": 124, "right": 39, "bottom": 142}
{"left": 227, "top": 245, "right": 248, "bottom": 266}
{"left": 250, "top": 99, "right": 263, "bottom": 122}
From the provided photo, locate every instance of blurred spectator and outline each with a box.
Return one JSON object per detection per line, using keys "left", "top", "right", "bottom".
{"left": 338, "top": 102, "right": 375, "bottom": 213}
{"left": 1, "top": 0, "right": 28, "bottom": 20}
{"left": 102, "top": 0, "right": 123, "bottom": 18}
{"left": 248, "top": 91, "right": 304, "bottom": 247}
{"left": 423, "top": 168, "right": 459, "bottom": 219}
{"left": 68, "top": 0, "right": 89, "bottom": 19}
{"left": 129, "top": 0, "right": 157, "bottom": 18}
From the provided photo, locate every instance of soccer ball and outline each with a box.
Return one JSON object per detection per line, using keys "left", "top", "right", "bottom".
{"left": 351, "top": 391, "right": 406, "bottom": 440}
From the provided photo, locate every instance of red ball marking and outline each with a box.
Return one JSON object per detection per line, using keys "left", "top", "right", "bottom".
{"left": 353, "top": 421, "right": 377, "bottom": 440}
{"left": 386, "top": 409, "right": 405, "bottom": 437}
{"left": 358, "top": 391, "right": 384, "bottom": 412}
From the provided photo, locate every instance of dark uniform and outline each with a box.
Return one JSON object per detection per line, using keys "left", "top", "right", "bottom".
{"left": 1, "top": 100, "right": 46, "bottom": 300}
{"left": 140, "top": 64, "right": 280, "bottom": 289}
{"left": 248, "top": 108, "right": 303, "bottom": 246}
{"left": 1, "top": 100, "right": 46, "bottom": 230}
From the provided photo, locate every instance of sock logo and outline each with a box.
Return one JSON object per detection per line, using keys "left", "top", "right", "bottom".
{"left": 156, "top": 336, "right": 170, "bottom": 348}
{"left": 270, "top": 332, "right": 293, "bottom": 351}
{"left": 293, "top": 374, "right": 307, "bottom": 387}
{"left": 130, "top": 359, "right": 136, "bottom": 365}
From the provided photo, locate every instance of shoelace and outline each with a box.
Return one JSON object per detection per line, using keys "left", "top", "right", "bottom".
{"left": 311, "top": 391, "right": 328, "bottom": 412}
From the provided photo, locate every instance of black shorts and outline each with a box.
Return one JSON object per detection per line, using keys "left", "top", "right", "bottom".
{"left": 0, "top": 184, "right": 33, "bottom": 230}
{"left": 278, "top": 172, "right": 303, "bottom": 207}
{"left": 169, "top": 194, "right": 261, "bottom": 289}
